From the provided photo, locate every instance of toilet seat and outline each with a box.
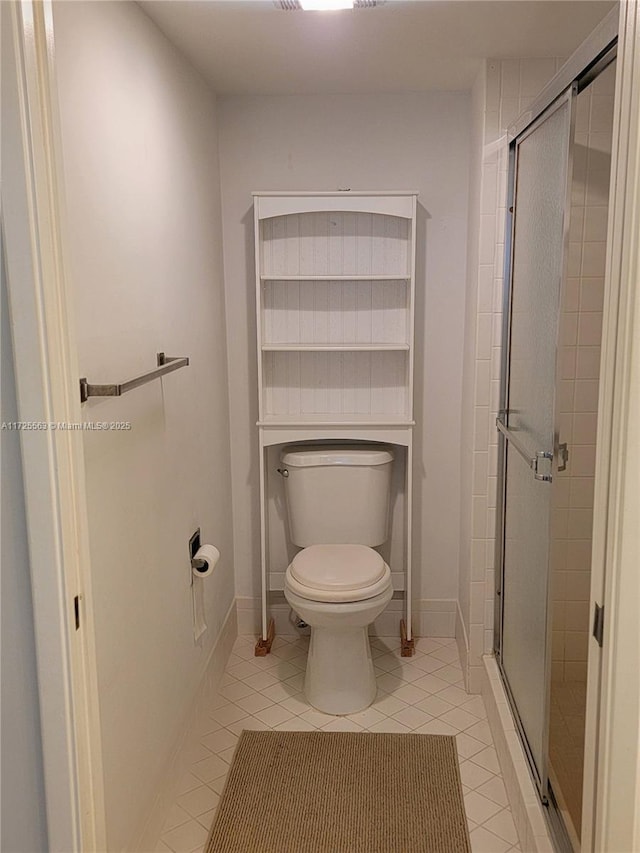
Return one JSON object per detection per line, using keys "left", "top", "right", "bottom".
{"left": 286, "top": 544, "right": 392, "bottom": 603}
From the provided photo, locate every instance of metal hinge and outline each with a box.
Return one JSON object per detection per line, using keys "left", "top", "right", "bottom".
{"left": 593, "top": 602, "right": 604, "bottom": 647}
{"left": 533, "top": 450, "right": 553, "bottom": 482}
{"left": 557, "top": 441, "right": 569, "bottom": 472}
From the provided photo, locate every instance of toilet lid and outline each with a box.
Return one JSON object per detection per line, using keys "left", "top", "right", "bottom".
{"left": 290, "top": 544, "right": 386, "bottom": 591}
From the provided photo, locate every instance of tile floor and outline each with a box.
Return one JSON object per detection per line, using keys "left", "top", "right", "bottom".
{"left": 157, "top": 634, "right": 522, "bottom": 853}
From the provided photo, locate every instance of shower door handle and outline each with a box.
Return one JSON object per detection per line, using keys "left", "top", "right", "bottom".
{"left": 496, "top": 418, "right": 553, "bottom": 483}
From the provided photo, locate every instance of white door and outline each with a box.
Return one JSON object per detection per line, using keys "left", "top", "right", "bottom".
{"left": 2, "top": 2, "right": 105, "bottom": 850}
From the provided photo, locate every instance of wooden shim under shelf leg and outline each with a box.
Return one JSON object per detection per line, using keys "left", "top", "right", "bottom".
{"left": 400, "top": 619, "right": 415, "bottom": 657}
{"left": 255, "top": 618, "right": 275, "bottom": 656}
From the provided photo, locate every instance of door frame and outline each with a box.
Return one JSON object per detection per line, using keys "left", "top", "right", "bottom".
{"left": 2, "top": 2, "right": 106, "bottom": 850}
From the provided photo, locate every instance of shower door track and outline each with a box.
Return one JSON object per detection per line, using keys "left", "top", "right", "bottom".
{"left": 508, "top": 9, "right": 618, "bottom": 141}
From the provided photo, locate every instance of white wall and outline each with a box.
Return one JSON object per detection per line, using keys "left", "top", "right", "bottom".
{"left": 52, "top": 3, "right": 234, "bottom": 849}
{"left": 218, "top": 92, "right": 470, "bottom": 615}
{"left": 1, "top": 241, "right": 49, "bottom": 852}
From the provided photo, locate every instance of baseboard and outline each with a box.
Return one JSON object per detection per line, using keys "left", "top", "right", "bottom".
{"left": 482, "top": 655, "right": 554, "bottom": 852}
{"left": 236, "top": 595, "right": 457, "bottom": 640}
{"left": 132, "top": 600, "right": 237, "bottom": 853}
{"left": 411, "top": 599, "right": 457, "bottom": 638}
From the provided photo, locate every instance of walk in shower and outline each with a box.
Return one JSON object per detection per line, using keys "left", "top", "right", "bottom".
{"left": 494, "top": 28, "right": 616, "bottom": 853}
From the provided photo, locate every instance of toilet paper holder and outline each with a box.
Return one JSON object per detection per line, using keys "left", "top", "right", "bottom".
{"left": 189, "top": 529, "right": 208, "bottom": 569}
{"left": 189, "top": 528, "right": 202, "bottom": 565}
{"left": 189, "top": 528, "right": 220, "bottom": 577}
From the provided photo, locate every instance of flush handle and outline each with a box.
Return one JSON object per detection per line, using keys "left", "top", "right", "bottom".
{"left": 277, "top": 467, "right": 289, "bottom": 478}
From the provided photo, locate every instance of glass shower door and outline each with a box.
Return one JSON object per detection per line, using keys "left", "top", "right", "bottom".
{"left": 497, "top": 89, "right": 574, "bottom": 793}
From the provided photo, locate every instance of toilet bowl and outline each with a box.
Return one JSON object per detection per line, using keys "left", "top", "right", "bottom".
{"left": 284, "top": 543, "right": 393, "bottom": 715}
{"left": 279, "top": 444, "right": 395, "bottom": 715}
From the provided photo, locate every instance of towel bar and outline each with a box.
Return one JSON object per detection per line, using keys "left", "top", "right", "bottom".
{"left": 79, "top": 353, "right": 189, "bottom": 403}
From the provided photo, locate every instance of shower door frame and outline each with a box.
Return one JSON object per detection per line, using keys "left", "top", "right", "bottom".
{"left": 495, "top": 84, "right": 577, "bottom": 807}
{"left": 493, "top": 27, "right": 619, "bottom": 849}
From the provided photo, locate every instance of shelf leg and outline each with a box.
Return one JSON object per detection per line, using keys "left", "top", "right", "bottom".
{"left": 400, "top": 619, "right": 415, "bottom": 657}
{"left": 255, "top": 618, "right": 275, "bottom": 657}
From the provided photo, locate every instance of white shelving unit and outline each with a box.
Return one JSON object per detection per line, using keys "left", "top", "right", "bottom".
{"left": 254, "top": 191, "right": 417, "bottom": 656}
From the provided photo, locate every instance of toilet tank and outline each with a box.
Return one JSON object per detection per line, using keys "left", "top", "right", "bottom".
{"left": 280, "top": 445, "right": 394, "bottom": 547}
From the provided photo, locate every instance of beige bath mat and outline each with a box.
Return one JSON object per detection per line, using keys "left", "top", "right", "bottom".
{"left": 205, "top": 729, "right": 471, "bottom": 852}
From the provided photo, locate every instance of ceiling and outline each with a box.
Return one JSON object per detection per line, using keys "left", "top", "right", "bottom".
{"left": 140, "top": 0, "right": 615, "bottom": 95}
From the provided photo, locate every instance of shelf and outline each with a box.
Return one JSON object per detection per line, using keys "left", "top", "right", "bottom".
{"left": 262, "top": 343, "right": 409, "bottom": 352}
{"left": 253, "top": 190, "right": 419, "bottom": 197}
{"left": 261, "top": 275, "right": 410, "bottom": 282}
{"left": 255, "top": 193, "right": 418, "bottom": 649}
{"left": 258, "top": 413, "right": 415, "bottom": 427}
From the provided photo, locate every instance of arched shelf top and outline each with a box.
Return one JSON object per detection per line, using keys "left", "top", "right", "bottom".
{"left": 253, "top": 191, "right": 417, "bottom": 221}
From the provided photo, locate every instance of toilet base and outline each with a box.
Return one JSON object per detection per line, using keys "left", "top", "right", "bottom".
{"left": 284, "top": 584, "right": 393, "bottom": 716}
{"left": 306, "top": 625, "right": 377, "bottom": 715}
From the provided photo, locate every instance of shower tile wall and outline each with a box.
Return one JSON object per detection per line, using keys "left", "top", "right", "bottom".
{"left": 549, "top": 62, "right": 615, "bottom": 838}
{"left": 552, "top": 63, "right": 615, "bottom": 686}
{"left": 465, "top": 58, "right": 565, "bottom": 692}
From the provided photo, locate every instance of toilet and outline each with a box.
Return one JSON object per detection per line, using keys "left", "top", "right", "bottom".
{"left": 280, "top": 444, "right": 394, "bottom": 715}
